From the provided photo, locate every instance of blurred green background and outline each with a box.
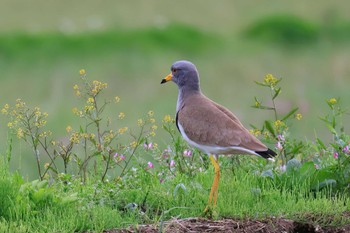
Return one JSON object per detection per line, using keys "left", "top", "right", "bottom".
{"left": 1, "top": 0, "right": 350, "bottom": 178}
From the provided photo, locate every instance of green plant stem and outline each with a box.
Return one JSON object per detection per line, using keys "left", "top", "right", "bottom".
{"left": 270, "top": 87, "right": 278, "bottom": 121}
{"left": 119, "top": 126, "right": 144, "bottom": 177}
{"left": 101, "top": 151, "right": 112, "bottom": 182}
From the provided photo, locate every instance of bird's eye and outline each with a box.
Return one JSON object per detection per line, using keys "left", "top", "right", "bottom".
{"left": 172, "top": 68, "right": 177, "bottom": 73}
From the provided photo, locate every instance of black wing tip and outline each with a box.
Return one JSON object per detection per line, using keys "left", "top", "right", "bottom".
{"left": 255, "top": 148, "right": 277, "bottom": 159}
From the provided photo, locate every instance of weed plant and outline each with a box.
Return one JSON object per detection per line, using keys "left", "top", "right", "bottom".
{"left": 0, "top": 71, "right": 349, "bottom": 232}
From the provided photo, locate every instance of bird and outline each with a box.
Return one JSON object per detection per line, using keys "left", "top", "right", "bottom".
{"left": 160, "top": 60, "right": 276, "bottom": 211}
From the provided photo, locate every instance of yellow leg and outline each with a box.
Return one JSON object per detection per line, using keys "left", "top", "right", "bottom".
{"left": 205, "top": 155, "right": 220, "bottom": 211}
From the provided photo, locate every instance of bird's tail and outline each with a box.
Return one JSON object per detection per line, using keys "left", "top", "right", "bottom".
{"left": 255, "top": 148, "right": 277, "bottom": 160}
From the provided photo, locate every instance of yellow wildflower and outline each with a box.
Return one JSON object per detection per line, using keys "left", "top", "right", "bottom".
{"left": 115, "top": 96, "right": 120, "bottom": 103}
{"left": 249, "top": 129, "right": 261, "bottom": 137}
{"left": 328, "top": 98, "right": 337, "bottom": 105}
{"left": 72, "top": 107, "right": 78, "bottom": 114}
{"left": 73, "top": 84, "right": 79, "bottom": 90}
{"left": 79, "top": 69, "right": 86, "bottom": 75}
{"left": 118, "top": 112, "right": 125, "bottom": 119}
{"left": 130, "top": 141, "right": 138, "bottom": 148}
{"left": 34, "top": 107, "right": 41, "bottom": 116}
{"left": 151, "top": 125, "right": 158, "bottom": 130}
{"left": 7, "top": 122, "right": 13, "bottom": 128}
{"left": 84, "top": 105, "right": 95, "bottom": 112}
{"left": 39, "top": 131, "right": 51, "bottom": 137}
{"left": 87, "top": 97, "right": 94, "bottom": 104}
{"left": 148, "top": 110, "right": 154, "bottom": 117}
{"left": 149, "top": 118, "right": 156, "bottom": 123}
{"left": 17, "top": 128, "right": 24, "bottom": 138}
{"left": 15, "top": 99, "right": 25, "bottom": 108}
{"left": 163, "top": 115, "right": 172, "bottom": 123}
{"left": 264, "top": 74, "right": 278, "bottom": 87}
{"left": 255, "top": 100, "right": 261, "bottom": 107}
{"left": 118, "top": 127, "right": 128, "bottom": 134}
{"left": 1, "top": 104, "right": 9, "bottom": 114}
{"left": 44, "top": 163, "right": 50, "bottom": 169}
{"left": 274, "top": 120, "right": 286, "bottom": 130}
{"left": 66, "top": 126, "right": 72, "bottom": 133}
{"left": 295, "top": 113, "right": 302, "bottom": 120}
{"left": 137, "top": 119, "right": 144, "bottom": 126}
{"left": 149, "top": 131, "right": 156, "bottom": 137}
{"left": 70, "top": 132, "right": 80, "bottom": 144}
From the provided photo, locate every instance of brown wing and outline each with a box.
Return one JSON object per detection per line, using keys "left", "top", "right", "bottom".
{"left": 178, "top": 94, "right": 267, "bottom": 151}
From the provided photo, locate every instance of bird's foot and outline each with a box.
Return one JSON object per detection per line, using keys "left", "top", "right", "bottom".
{"left": 203, "top": 205, "right": 217, "bottom": 218}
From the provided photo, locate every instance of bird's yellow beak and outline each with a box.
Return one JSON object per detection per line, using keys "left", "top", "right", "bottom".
{"left": 161, "top": 73, "right": 172, "bottom": 84}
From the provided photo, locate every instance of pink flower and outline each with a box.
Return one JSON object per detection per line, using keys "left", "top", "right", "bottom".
{"left": 144, "top": 142, "right": 153, "bottom": 150}
{"left": 333, "top": 152, "right": 339, "bottom": 159}
{"left": 114, "top": 153, "right": 125, "bottom": 161}
{"left": 314, "top": 164, "right": 319, "bottom": 169}
{"left": 276, "top": 141, "right": 283, "bottom": 151}
{"left": 162, "top": 148, "right": 171, "bottom": 158}
{"left": 183, "top": 150, "right": 192, "bottom": 157}
{"left": 147, "top": 161, "right": 154, "bottom": 169}
{"left": 342, "top": 145, "right": 349, "bottom": 154}
{"left": 277, "top": 134, "right": 285, "bottom": 142}
{"left": 170, "top": 160, "right": 175, "bottom": 167}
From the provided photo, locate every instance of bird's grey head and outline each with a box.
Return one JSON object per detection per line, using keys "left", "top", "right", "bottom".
{"left": 161, "top": 60, "right": 200, "bottom": 92}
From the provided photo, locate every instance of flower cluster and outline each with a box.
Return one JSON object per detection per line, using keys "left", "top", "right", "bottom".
{"left": 328, "top": 98, "right": 337, "bottom": 105}
{"left": 2, "top": 99, "right": 50, "bottom": 139}
{"left": 264, "top": 74, "right": 279, "bottom": 87}
{"left": 163, "top": 115, "right": 173, "bottom": 123}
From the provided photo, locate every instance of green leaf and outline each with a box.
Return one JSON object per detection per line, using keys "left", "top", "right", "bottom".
{"left": 254, "top": 81, "right": 269, "bottom": 87}
{"left": 281, "top": 107, "right": 299, "bottom": 121}
{"left": 299, "top": 161, "right": 315, "bottom": 177}
{"left": 319, "top": 116, "right": 330, "bottom": 124}
{"left": 257, "top": 105, "right": 275, "bottom": 110}
{"left": 286, "top": 158, "right": 301, "bottom": 173}
{"left": 272, "top": 87, "right": 281, "bottom": 100}
{"left": 316, "top": 138, "right": 327, "bottom": 150}
{"left": 261, "top": 169, "right": 274, "bottom": 179}
{"left": 326, "top": 124, "right": 337, "bottom": 135}
{"left": 318, "top": 179, "right": 336, "bottom": 189}
{"left": 173, "top": 183, "right": 187, "bottom": 197}
{"left": 249, "top": 124, "right": 258, "bottom": 129}
{"left": 264, "top": 121, "right": 276, "bottom": 138}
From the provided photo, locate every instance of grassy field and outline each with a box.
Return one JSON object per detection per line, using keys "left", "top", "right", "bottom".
{"left": 0, "top": 1, "right": 350, "bottom": 231}
{"left": 0, "top": 156, "right": 349, "bottom": 232}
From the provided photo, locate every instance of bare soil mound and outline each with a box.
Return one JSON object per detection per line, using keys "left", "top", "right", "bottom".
{"left": 106, "top": 217, "right": 350, "bottom": 233}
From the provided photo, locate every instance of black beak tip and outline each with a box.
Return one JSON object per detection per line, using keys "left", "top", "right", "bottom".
{"left": 160, "top": 79, "right": 167, "bottom": 84}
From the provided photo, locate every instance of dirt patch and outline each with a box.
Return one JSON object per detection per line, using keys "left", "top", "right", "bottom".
{"left": 106, "top": 217, "right": 350, "bottom": 233}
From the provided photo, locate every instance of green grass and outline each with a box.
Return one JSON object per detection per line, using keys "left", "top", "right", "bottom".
{"left": 0, "top": 157, "right": 348, "bottom": 232}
